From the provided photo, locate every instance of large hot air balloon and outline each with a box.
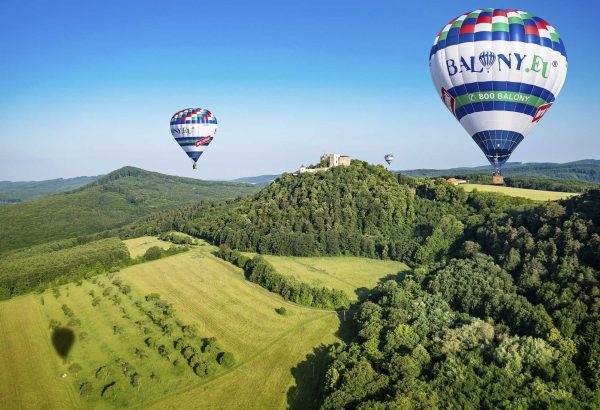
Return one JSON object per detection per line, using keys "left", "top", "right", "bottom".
{"left": 170, "top": 108, "right": 218, "bottom": 169}
{"left": 384, "top": 154, "right": 395, "bottom": 166}
{"left": 429, "top": 9, "right": 567, "bottom": 184}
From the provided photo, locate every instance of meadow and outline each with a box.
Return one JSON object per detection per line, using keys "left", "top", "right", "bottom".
{"left": 246, "top": 254, "right": 410, "bottom": 300}
{"left": 123, "top": 236, "right": 173, "bottom": 258}
{"left": 460, "top": 183, "right": 578, "bottom": 200}
{"left": 0, "top": 243, "right": 369, "bottom": 409}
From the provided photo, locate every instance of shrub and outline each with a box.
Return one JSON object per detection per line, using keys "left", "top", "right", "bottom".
{"left": 275, "top": 307, "right": 288, "bottom": 316}
{"left": 144, "top": 246, "right": 162, "bottom": 261}
{"left": 217, "top": 352, "right": 236, "bottom": 368}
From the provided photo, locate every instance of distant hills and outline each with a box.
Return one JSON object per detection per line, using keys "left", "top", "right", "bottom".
{"left": 400, "top": 159, "right": 600, "bottom": 182}
{"left": 233, "top": 174, "right": 280, "bottom": 186}
{"left": 233, "top": 160, "right": 600, "bottom": 186}
{"left": 0, "top": 175, "right": 100, "bottom": 204}
{"left": 0, "top": 166, "right": 259, "bottom": 253}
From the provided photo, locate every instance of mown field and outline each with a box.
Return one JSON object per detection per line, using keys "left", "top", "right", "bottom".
{"left": 2, "top": 242, "right": 401, "bottom": 409}
{"left": 123, "top": 236, "right": 173, "bottom": 258}
{"left": 461, "top": 183, "right": 578, "bottom": 200}
{"left": 247, "top": 254, "right": 410, "bottom": 300}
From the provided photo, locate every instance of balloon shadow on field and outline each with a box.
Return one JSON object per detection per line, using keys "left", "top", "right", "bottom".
{"left": 51, "top": 327, "right": 75, "bottom": 359}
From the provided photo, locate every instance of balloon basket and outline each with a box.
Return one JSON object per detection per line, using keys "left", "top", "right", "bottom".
{"left": 193, "top": 163, "right": 197, "bottom": 170}
{"left": 492, "top": 175, "right": 504, "bottom": 185}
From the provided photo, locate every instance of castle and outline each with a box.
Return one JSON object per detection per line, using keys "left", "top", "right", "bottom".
{"left": 296, "top": 154, "right": 351, "bottom": 174}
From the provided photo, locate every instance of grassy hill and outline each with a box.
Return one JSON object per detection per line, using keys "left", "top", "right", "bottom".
{"left": 401, "top": 159, "right": 600, "bottom": 182}
{"left": 0, "top": 175, "right": 100, "bottom": 204}
{"left": 0, "top": 166, "right": 259, "bottom": 254}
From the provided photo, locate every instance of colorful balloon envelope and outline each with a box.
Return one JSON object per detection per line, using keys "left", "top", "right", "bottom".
{"left": 170, "top": 108, "right": 218, "bottom": 169}
{"left": 384, "top": 154, "right": 395, "bottom": 165}
{"left": 429, "top": 9, "right": 567, "bottom": 174}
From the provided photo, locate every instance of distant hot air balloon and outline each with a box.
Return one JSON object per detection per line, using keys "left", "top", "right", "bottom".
{"left": 170, "top": 108, "right": 218, "bottom": 169}
{"left": 384, "top": 154, "right": 395, "bottom": 166}
{"left": 429, "top": 9, "right": 567, "bottom": 184}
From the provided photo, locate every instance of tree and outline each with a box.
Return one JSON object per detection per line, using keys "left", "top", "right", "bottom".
{"left": 217, "top": 352, "right": 236, "bottom": 368}
{"left": 144, "top": 246, "right": 162, "bottom": 261}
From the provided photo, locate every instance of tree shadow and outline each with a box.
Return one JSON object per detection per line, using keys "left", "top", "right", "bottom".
{"left": 334, "top": 309, "right": 357, "bottom": 342}
{"left": 287, "top": 344, "right": 331, "bottom": 410}
{"left": 376, "top": 267, "right": 412, "bottom": 286}
{"left": 51, "top": 327, "right": 75, "bottom": 359}
{"left": 355, "top": 286, "right": 370, "bottom": 302}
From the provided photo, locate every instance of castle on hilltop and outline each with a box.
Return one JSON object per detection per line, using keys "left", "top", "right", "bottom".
{"left": 296, "top": 153, "right": 351, "bottom": 174}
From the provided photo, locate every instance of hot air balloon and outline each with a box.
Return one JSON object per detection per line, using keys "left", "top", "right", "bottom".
{"left": 170, "top": 108, "right": 218, "bottom": 169}
{"left": 429, "top": 9, "right": 567, "bottom": 184}
{"left": 384, "top": 154, "right": 395, "bottom": 166}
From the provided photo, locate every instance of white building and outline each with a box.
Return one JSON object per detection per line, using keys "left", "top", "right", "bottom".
{"left": 296, "top": 154, "right": 351, "bottom": 174}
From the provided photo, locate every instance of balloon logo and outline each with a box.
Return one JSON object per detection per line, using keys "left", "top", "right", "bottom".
{"left": 478, "top": 51, "right": 496, "bottom": 72}
{"left": 170, "top": 108, "right": 218, "bottom": 169}
{"left": 429, "top": 9, "right": 567, "bottom": 183}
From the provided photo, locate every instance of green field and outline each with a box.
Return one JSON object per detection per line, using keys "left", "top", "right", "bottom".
{"left": 0, "top": 295, "right": 80, "bottom": 409}
{"left": 0, "top": 246, "right": 352, "bottom": 409}
{"left": 461, "top": 183, "right": 578, "bottom": 200}
{"left": 123, "top": 251, "right": 340, "bottom": 409}
{"left": 123, "top": 236, "right": 173, "bottom": 258}
{"left": 249, "top": 254, "right": 410, "bottom": 300}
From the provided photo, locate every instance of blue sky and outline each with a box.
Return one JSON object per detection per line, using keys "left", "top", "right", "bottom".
{"left": 0, "top": 0, "right": 597, "bottom": 180}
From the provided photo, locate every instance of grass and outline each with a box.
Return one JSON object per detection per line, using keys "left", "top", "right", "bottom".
{"left": 0, "top": 295, "right": 80, "bottom": 409}
{"left": 245, "top": 254, "right": 410, "bottom": 300}
{"left": 461, "top": 183, "right": 578, "bottom": 201}
{"left": 123, "top": 236, "right": 173, "bottom": 258}
{"left": 0, "top": 245, "right": 347, "bottom": 409}
{"left": 122, "top": 250, "right": 341, "bottom": 409}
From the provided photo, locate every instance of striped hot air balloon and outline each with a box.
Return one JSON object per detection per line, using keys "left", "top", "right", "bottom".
{"left": 429, "top": 9, "right": 567, "bottom": 184}
{"left": 170, "top": 108, "right": 218, "bottom": 169}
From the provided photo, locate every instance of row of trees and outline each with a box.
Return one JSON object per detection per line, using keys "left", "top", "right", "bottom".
{"left": 217, "top": 245, "right": 350, "bottom": 310}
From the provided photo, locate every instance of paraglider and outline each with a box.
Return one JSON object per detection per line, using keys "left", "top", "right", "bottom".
{"left": 384, "top": 154, "right": 395, "bottom": 167}
{"left": 170, "top": 108, "right": 218, "bottom": 169}
{"left": 429, "top": 9, "right": 567, "bottom": 184}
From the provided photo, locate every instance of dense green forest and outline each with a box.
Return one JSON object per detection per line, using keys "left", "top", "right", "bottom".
{"left": 318, "top": 190, "right": 600, "bottom": 408}
{"left": 0, "top": 175, "right": 100, "bottom": 204}
{"left": 402, "top": 159, "right": 600, "bottom": 183}
{"left": 0, "top": 166, "right": 259, "bottom": 253}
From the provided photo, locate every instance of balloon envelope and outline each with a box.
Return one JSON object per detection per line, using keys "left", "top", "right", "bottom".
{"left": 170, "top": 108, "right": 218, "bottom": 165}
{"left": 384, "top": 154, "right": 395, "bottom": 165}
{"left": 429, "top": 9, "right": 567, "bottom": 169}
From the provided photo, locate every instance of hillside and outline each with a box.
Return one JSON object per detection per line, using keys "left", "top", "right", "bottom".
{"left": 163, "top": 161, "right": 417, "bottom": 258}
{"left": 0, "top": 175, "right": 100, "bottom": 204}
{"left": 401, "top": 159, "right": 600, "bottom": 182}
{"left": 0, "top": 166, "right": 259, "bottom": 254}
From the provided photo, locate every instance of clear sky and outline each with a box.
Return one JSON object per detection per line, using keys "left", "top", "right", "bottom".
{"left": 0, "top": 0, "right": 597, "bottom": 181}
